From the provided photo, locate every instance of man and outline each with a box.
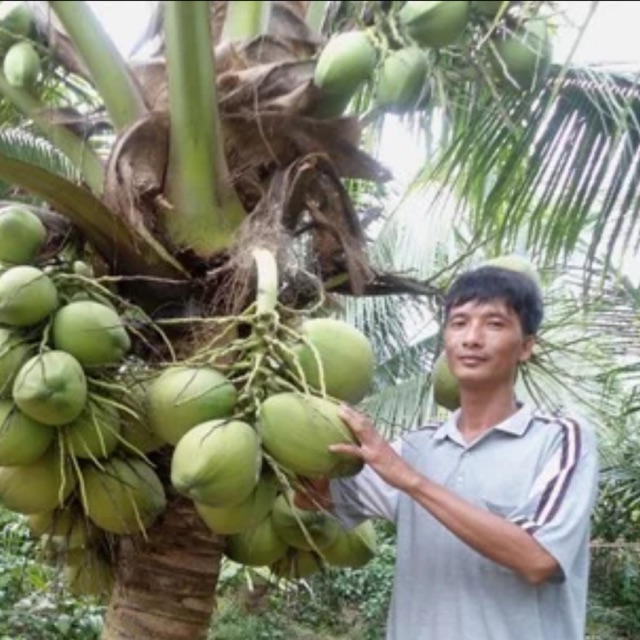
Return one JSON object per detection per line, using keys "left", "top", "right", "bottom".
{"left": 297, "top": 265, "right": 600, "bottom": 640}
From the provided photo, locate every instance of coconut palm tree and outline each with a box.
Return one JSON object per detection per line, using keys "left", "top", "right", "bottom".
{"left": 0, "top": 1, "right": 638, "bottom": 639}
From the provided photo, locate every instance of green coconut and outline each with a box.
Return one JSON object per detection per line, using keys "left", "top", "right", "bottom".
{"left": 0, "top": 1, "right": 33, "bottom": 49}
{"left": 65, "top": 548, "right": 114, "bottom": 600}
{"left": 225, "top": 514, "right": 288, "bottom": 567}
{"left": 481, "top": 254, "right": 542, "bottom": 289}
{"left": 321, "top": 520, "right": 377, "bottom": 568}
{"left": 52, "top": 300, "right": 131, "bottom": 367}
{"left": 0, "top": 400, "right": 53, "bottom": 465}
{"left": 3, "top": 40, "right": 41, "bottom": 90}
{"left": 399, "top": 0, "right": 470, "bottom": 48}
{"left": 432, "top": 352, "right": 460, "bottom": 411}
{"left": 30, "top": 507, "right": 94, "bottom": 552}
{"left": 81, "top": 457, "right": 166, "bottom": 535}
{"left": 195, "top": 474, "right": 278, "bottom": 535}
{"left": 0, "top": 448, "right": 76, "bottom": 514}
{"left": 63, "top": 403, "right": 121, "bottom": 459}
{"left": 375, "top": 47, "right": 429, "bottom": 113}
{"left": 0, "top": 265, "right": 58, "bottom": 327}
{"left": 0, "top": 205, "right": 46, "bottom": 265}
{"left": 260, "top": 392, "right": 363, "bottom": 479}
{"left": 171, "top": 419, "right": 261, "bottom": 507}
{"left": 146, "top": 366, "right": 238, "bottom": 445}
{"left": 118, "top": 377, "right": 166, "bottom": 454}
{"left": 490, "top": 18, "right": 552, "bottom": 91}
{"left": 12, "top": 350, "right": 87, "bottom": 426}
{"left": 313, "top": 30, "right": 377, "bottom": 116}
{"left": 292, "top": 318, "right": 375, "bottom": 404}
{"left": 271, "top": 493, "right": 341, "bottom": 551}
{"left": 0, "top": 328, "right": 32, "bottom": 397}
{"left": 472, "top": 0, "right": 510, "bottom": 17}
{"left": 271, "top": 548, "right": 324, "bottom": 580}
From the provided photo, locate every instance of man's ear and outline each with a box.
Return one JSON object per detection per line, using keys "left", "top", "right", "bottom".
{"left": 519, "top": 335, "right": 536, "bottom": 363}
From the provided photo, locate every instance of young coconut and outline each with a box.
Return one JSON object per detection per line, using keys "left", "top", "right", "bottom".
{"left": 52, "top": 300, "right": 131, "bottom": 367}
{"left": 270, "top": 548, "right": 324, "bottom": 581}
{"left": 0, "top": 447, "right": 76, "bottom": 514}
{"left": 225, "top": 513, "right": 288, "bottom": 567}
{"left": 0, "top": 328, "right": 33, "bottom": 397}
{"left": 270, "top": 492, "right": 341, "bottom": 551}
{"left": 171, "top": 419, "right": 261, "bottom": 507}
{"left": 3, "top": 40, "right": 41, "bottom": 90}
{"left": 321, "top": 520, "right": 378, "bottom": 568}
{"left": 375, "top": 47, "right": 429, "bottom": 113}
{"left": 260, "top": 392, "right": 364, "bottom": 479}
{"left": 81, "top": 456, "right": 166, "bottom": 535}
{"left": 0, "top": 1, "right": 33, "bottom": 50}
{"left": 0, "top": 265, "right": 58, "bottom": 327}
{"left": 432, "top": 351, "right": 460, "bottom": 411}
{"left": 0, "top": 205, "right": 46, "bottom": 264}
{"left": 399, "top": 0, "right": 471, "bottom": 48}
{"left": 290, "top": 317, "right": 375, "bottom": 404}
{"left": 12, "top": 350, "right": 87, "bottom": 426}
{"left": 0, "top": 399, "right": 53, "bottom": 466}
{"left": 146, "top": 365, "right": 238, "bottom": 445}
{"left": 64, "top": 548, "right": 114, "bottom": 601}
{"left": 63, "top": 402, "right": 121, "bottom": 460}
{"left": 194, "top": 473, "right": 278, "bottom": 535}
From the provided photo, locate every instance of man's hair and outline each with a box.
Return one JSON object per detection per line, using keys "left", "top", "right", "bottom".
{"left": 443, "top": 266, "right": 544, "bottom": 336}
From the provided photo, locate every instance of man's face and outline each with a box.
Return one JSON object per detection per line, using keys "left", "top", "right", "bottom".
{"left": 444, "top": 298, "right": 535, "bottom": 389}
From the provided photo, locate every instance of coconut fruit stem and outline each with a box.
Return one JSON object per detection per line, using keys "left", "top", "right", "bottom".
{"left": 252, "top": 248, "right": 278, "bottom": 316}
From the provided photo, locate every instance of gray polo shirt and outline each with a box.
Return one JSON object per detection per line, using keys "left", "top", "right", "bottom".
{"left": 330, "top": 404, "right": 599, "bottom": 640}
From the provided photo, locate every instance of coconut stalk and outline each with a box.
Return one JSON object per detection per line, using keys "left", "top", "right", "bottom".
{"left": 0, "top": 72, "right": 104, "bottom": 194}
{"left": 305, "top": 0, "right": 330, "bottom": 34}
{"left": 162, "top": 0, "right": 246, "bottom": 258}
{"left": 49, "top": 0, "right": 147, "bottom": 131}
{"left": 252, "top": 247, "right": 279, "bottom": 315}
{"left": 221, "top": 0, "right": 271, "bottom": 41}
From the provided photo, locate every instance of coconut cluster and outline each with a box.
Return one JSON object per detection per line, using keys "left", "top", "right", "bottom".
{"left": 0, "top": 203, "right": 164, "bottom": 599}
{"left": 312, "top": 0, "right": 553, "bottom": 116}
{"left": 157, "top": 315, "right": 380, "bottom": 580}
{"left": 0, "top": 1, "right": 42, "bottom": 92}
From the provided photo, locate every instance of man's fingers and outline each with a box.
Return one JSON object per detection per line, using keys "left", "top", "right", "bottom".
{"left": 338, "top": 403, "right": 373, "bottom": 433}
{"left": 329, "top": 442, "right": 362, "bottom": 458}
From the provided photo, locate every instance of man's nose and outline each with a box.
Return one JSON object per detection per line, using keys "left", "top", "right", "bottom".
{"left": 461, "top": 323, "right": 483, "bottom": 347}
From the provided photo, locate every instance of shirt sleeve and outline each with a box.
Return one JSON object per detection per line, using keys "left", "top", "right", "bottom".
{"left": 508, "top": 416, "right": 599, "bottom": 580}
{"left": 329, "top": 439, "right": 402, "bottom": 529}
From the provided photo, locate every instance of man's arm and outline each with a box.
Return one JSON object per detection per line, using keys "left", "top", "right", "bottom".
{"left": 329, "top": 405, "right": 562, "bottom": 585}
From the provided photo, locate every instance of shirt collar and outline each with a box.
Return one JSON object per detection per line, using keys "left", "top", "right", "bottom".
{"left": 433, "top": 403, "right": 535, "bottom": 442}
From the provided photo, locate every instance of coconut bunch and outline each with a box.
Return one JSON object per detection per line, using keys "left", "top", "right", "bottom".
{"left": 312, "top": 0, "right": 554, "bottom": 117}
{"left": 0, "top": 202, "right": 170, "bottom": 599}
{"left": 432, "top": 254, "right": 543, "bottom": 412}
{"left": 110, "top": 249, "right": 382, "bottom": 578}
{"left": 0, "top": 1, "right": 42, "bottom": 91}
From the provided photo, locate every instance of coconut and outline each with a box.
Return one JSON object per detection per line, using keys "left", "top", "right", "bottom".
{"left": 195, "top": 474, "right": 278, "bottom": 535}
{"left": 270, "top": 548, "right": 324, "bottom": 580}
{"left": 225, "top": 514, "right": 288, "bottom": 567}
{"left": 118, "top": 377, "right": 166, "bottom": 453}
{"left": 399, "top": 0, "right": 470, "bottom": 48}
{"left": 375, "top": 47, "right": 429, "bottom": 113}
{"left": 291, "top": 318, "right": 374, "bottom": 404}
{"left": 52, "top": 300, "right": 131, "bottom": 367}
{"left": 64, "top": 402, "right": 121, "bottom": 459}
{"left": 260, "top": 392, "right": 363, "bottom": 479}
{"left": 0, "top": 266, "right": 58, "bottom": 327}
{"left": 81, "top": 457, "right": 166, "bottom": 535}
{"left": 271, "top": 493, "right": 341, "bottom": 551}
{"left": 0, "top": 1, "right": 33, "bottom": 49}
{"left": 171, "top": 419, "right": 261, "bottom": 507}
{"left": 490, "top": 18, "right": 552, "bottom": 91}
{"left": 0, "top": 205, "right": 46, "bottom": 265}
{"left": 29, "top": 507, "right": 94, "bottom": 552}
{"left": 12, "top": 350, "right": 87, "bottom": 426}
{"left": 313, "top": 30, "right": 377, "bottom": 116}
{"left": 146, "top": 365, "right": 238, "bottom": 445}
{"left": 432, "top": 352, "right": 460, "bottom": 411}
{"left": 0, "top": 399, "right": 53, "bottom": 465}
{"left": 481, "top": 254, "right": 542, "bottom": 289}
{"left": 65, "top": 548, "right": 114, "bottom": 600}
{"left": 0, "top": 328, "right": 32, "bottom": 397}
{"left": 473, "top": 0, "right": 509, "bottom": 17}
{"left": 0, "top": 448, "right": 76, "bottom": 514}
{"left": 3, "top": 40, "right": 41, "bottom": 90}
{"left": 321, "top": 521, "right": 377, "bottom": 568}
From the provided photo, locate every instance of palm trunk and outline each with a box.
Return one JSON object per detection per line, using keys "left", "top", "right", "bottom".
{"left": 102, "top": 493, "right": 226, "bottom": 640}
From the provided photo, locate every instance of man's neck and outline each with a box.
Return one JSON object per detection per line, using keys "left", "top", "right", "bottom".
{"left": 456, "top": 386, "right": 520, "bottom": 443}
